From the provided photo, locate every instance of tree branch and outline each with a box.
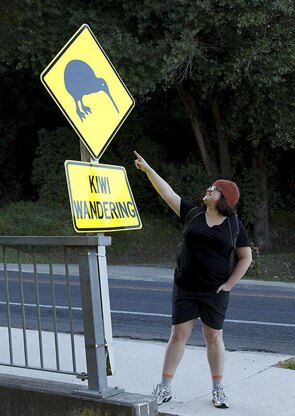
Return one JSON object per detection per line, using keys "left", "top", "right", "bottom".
{"left": 211, "top": 97, "right": 232, "bottom": 178}
{"left": 177, "top": 85, "right": 219, "bottom": 179}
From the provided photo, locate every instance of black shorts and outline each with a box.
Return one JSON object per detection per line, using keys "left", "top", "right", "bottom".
{"left": 172, "top": 284, "right": 230, "bottom": 330}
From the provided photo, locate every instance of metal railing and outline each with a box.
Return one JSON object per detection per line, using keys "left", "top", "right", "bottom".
{"left": 0, "top": 235, "right": 121, "bottom": 398}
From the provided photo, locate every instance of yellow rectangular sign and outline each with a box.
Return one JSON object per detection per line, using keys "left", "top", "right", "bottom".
{"left": 65, "top": 161, "right": 142, "bottom": 233}
{"left": 41, "top": 24, "right": 135, "bottom": 159}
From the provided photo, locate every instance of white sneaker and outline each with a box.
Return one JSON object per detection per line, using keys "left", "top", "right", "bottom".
{"left": 152, "top": 382, "right": 172, "bottom": 405}
{"left": 212, "top": 385, "right": 230, "bottom": 408}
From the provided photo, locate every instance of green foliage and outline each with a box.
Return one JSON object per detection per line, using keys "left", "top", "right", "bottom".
{"left": 0, "top": 0, "right": 294, "bottom": 235}
{"left": 161, "top": 160, "right": 210, "bottom": 206}
{"left": 247, "top": 249, "right": 294, "bottom": 282}
{"left": 0, "top": 201, "right": 73, "bottom": 236}
{"left": 270, "top": 210, "right": 295, "bottom": 227}
{"left": 107, "top": 213, "right": 182, "bottom": 266}
{"left": 100, "top": 110, "right": 168, "bottom": 213}
{"left": 0, "top": 120, "right": 20, "bottom": 203}
{"left": 0, "top": 201, "right": 293, "bottom": 281}
{"left": 32, "top": 127, "right": 80, "bottom": 204}
{"left": 235, "top": 168, "right": 260, "bottom": 224}
{"left": 275, "top": 358, "right": 295, "bottom": 370}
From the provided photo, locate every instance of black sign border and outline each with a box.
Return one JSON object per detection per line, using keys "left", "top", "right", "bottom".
{"left": 41, "top": 24, "right": 135, "bottom": 160}
{"left": 65, "top": 160, "right": 142, "bottom": 232}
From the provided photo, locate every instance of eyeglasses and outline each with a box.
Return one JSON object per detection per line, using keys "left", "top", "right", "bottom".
{"left": 207, "top": 186, "right": 220, "bottom": 193}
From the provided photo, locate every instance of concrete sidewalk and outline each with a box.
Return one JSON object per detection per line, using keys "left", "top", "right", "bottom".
{"left": 0, "top": 329, "right": 294, "bottom": 416}
{"left": 111, "top": 339, "right": 295, "bottom": 416}
{"left": 0, "top": 263, "right": 294, "bottom": 415}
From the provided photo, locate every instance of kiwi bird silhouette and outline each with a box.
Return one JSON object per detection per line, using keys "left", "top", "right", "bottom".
{"left": 64, "top": 60, "right": 119, "bottom": 122}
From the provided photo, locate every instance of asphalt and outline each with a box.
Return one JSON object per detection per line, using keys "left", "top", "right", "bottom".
{"left": 0, "top": 264, "right": 294, "bottom": 416}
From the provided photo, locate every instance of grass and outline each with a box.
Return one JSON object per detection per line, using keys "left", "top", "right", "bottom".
{"left": 0, "top": 201, "right": 74, "bottom": 236}
{"left": 0, "top": 201, "right": 294, "bottom": 282}
{"left": 275, "top": 358, "right": 295, "bottom": 370}
{"left": 106, "top": 214, "right": 182, "bottom": 266}
{"left": 0, "top": 201, "right": 76, "bottom": 264}
{"left": 246, "top": 252, "right": 295, "bottom": 282}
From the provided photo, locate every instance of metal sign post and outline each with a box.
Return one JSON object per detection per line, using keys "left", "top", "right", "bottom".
{"left": 41, "top": 23, "right": 141, "bottom": 398}
{"left": 74, "top": 236, "right": 123, "bottom": 398}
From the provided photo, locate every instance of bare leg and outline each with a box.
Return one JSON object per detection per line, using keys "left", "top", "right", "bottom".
{"left": 202, "top": 322, "right": 230, "bottom": 408}
{"left": 162, "top": 319, "right": 195, "bottom": 376}
{"left": 153, "top": 319, "right": 195, "bottom": 405}
{"left": 201, "top": 322, "right": 225, "bottom": 384}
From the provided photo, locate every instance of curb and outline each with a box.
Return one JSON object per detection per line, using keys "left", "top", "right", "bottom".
{"left": 0, "top": 374, "right": 158, "bottom": 416}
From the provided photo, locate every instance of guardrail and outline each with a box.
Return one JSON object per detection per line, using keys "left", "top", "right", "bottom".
{"left": 0, "top": 235, "right": 121, "bottom": 398}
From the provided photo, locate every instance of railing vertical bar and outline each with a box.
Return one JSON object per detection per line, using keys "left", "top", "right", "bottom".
{"left": 18, "top": 246, "right": 29, "bottom": 366}
{"left": 64, "top": 247, "right": 77, "bottom": 373}
{"left": 32, "top": 247, "right": 44, "bottom": 368}
{"left": 48, "top": 246, "right": 60, "bottom": 370}
{"left": 0, "top": 236, "right": 117, "bottom": 387}
{"left": 3, "top": 246, "right": 14, "bottom": 364}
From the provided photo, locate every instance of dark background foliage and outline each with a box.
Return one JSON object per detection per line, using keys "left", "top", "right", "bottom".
{"left": 0, "top": 0, "right": 294, "bottom": 251}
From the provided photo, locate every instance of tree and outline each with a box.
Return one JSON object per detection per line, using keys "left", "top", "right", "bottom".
{"left": 119, "top": 0, "right": 295, "bottom": 248}
{"left": 1, "top": 0, "right": 294, "bottom": 248}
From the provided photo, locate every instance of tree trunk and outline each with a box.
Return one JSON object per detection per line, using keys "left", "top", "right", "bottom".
{"left": 177, "top": 85, "right": 219, "bottom": 179}
{"left": 211, "top": 97, "right": 232, "bottom": 179}
{"left": 252, "top": 147, "right": 271, "bottom": 249}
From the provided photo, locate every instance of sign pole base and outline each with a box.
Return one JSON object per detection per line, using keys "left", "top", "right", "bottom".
{"left": 72, "top": 386, "right": 124, "bottom": 398}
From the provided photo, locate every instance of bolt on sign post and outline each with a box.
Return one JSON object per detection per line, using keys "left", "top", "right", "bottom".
{"left": 40, "top": 24, "right": 135, "bottom": 159}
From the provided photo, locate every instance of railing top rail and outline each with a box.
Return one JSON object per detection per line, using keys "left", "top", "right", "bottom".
{"left": 0, "top": 235, "right": 111, "bottom": 247}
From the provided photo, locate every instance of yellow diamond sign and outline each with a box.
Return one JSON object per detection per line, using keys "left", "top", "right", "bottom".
{"left": 65, "top": 160, "right": 142, "bottom": 233}
{"left": 41, "top": 24, "right": 135, "bottom": 159}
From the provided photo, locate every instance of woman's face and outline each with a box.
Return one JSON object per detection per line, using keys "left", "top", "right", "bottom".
{"left": 203, "top": 185, "right": 222, "bottom": 207}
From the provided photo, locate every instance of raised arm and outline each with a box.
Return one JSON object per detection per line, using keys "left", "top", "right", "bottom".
{"left": 134, "top": 150, "right": 181, "bottom": 217}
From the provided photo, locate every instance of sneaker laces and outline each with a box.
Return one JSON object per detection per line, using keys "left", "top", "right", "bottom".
{"left": 152, "top": 383, "right": 171, "bottom": 397}
{"left": 215, "top": 385, "right": 227, "bottom": 402}
{"left": 152, "top": 383, "right": 162, "bottom": 396}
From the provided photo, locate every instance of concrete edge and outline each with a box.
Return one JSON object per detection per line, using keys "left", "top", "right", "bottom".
{"left": 0, "top": 263, "right": 294, "bottom": 288}
{"left": 0, "top": 373, "right": 157, "bottom": 416}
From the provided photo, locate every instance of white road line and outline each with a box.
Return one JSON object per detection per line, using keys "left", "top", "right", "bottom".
{"left": 112, "top": 310, "right": 171, "bottom": 318}
{"left": 225, "top": 319, "right": 295, "bottom": 328}
{"left": 0, "top": 301, "right": 82, "bottom": 311}
{"left": 111, "top": 310, "right": 295, "bottom": 328}
{"left": 1, "top": 301, "right": 294, "bottom": 328}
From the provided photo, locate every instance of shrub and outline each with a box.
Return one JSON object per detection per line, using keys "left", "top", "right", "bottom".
{"left": 32, "top": 127, "right": 80, "bottom": 204}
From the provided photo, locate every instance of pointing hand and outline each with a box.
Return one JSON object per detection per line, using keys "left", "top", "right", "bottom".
{"left": 134, "top": 150, "right": 150, "bottom": 173}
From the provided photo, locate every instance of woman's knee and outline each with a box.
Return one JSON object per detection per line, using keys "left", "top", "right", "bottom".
{"left": 202, "top": 323, "right": 223, "bottom": 345}
{"left": 170, "top": 322, "right": 193, "bottom": 343}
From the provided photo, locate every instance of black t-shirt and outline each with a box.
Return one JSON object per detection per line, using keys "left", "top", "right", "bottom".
{"left": 174, "top": 199, "right": 250, "bottom": 292}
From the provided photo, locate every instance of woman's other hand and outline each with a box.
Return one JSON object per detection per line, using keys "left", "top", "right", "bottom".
{"left": 216, "top": 282, "right": 232, "bottom": 294}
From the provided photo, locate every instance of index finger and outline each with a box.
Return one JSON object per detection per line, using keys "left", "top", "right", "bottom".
{"left": 134, "top": 150, "right": 142, "bottom": 159}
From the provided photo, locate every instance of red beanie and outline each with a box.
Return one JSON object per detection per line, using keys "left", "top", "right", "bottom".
{"left": 213, "top": 179, "right": 240, "bottom": 208}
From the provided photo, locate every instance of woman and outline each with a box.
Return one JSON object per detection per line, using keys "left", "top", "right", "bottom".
{"left": 134, "top": 151, "right": 252, "bottom": 409}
